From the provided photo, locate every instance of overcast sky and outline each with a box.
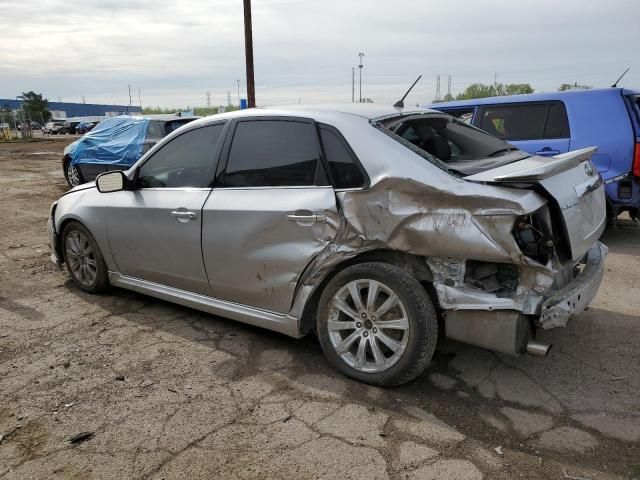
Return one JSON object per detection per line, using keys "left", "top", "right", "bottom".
{"left": 1, "top": 0, "right": 639, "bottom": 108}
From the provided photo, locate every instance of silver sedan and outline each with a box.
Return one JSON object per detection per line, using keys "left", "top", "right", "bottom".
{"left": 48, "top": 105, "right": 607, "bottom": 386}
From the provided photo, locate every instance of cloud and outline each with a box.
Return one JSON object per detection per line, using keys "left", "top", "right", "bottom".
{"left": 0, "top": 0, "right": 638, "bottom": 107}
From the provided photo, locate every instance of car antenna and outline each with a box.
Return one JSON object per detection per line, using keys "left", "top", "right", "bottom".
{"left": 394, "top": 75, "right": 422, "bottom": 110}
{"left": 611, "top": 67, "right": 630, "bottom": 87}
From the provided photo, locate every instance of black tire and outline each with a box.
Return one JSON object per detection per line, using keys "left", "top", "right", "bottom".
{"left": 316, "top": 262, "right": 437, "bottom": 387}
{"left": 64, "top": 159, "right": 83, "bottom": 188}
{"left": 61, "top": 221, "right": 110, "bottom": 293}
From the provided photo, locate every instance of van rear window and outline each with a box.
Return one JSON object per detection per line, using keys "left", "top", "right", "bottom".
{"left": 478, "top": 101, "right": 569, "bottom": 141}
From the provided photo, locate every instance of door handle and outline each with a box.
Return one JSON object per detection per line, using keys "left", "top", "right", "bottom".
{"left": 171, "top": 210, "right": 197, "bottom": 222}
{"left": 287, "top": 213, "right": 327, "bottom": 224}
{"left": 535, "top": 148, "right": 561, "bottom": 156}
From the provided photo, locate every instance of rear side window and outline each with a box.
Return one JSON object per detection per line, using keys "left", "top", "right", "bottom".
{"left": 138, "top": 124, "right": 224, "bottom": 188}
{"left": 224, "top": 120, "right": 320, "bottom": 187}
{"left": 543, "top": 102, "right": 570, "bottom": 138}
{"left": 319, "top": 126, "right": 365, "bottom": 189}
{"left": 479, "top": 102, "right": 569, "bottom": 141}
{"left": 145, "top": 121, "right": 164, "bottom": 140}
{"left": 479, "top": 104, "right": 547, "bottom": 140}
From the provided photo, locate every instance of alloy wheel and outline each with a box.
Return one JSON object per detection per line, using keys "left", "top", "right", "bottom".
{"left": 327, "top": 278, "right": 410, "bottom": 373}
{"left": 67, "top": 164, "right": 80, "bottom": 187}
{"left": 65, "top": 230, "right": 97, "bottom": 287}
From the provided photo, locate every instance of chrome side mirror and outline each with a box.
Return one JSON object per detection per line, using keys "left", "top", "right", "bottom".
{"left": 96, "top": 171, "right": 125, "bottom": 193}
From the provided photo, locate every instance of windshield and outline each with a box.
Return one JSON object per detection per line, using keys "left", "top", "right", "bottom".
{"left": 376, "top": 113, "right": 530, "bottom": 176}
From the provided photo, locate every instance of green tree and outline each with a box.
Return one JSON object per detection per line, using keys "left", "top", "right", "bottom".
{"left": 20, "top": 91, "right": 52, "bottom": 122}
{"left": 498, "top": 83, "right": 534, "bottom": 96}
{"left": 455, "top": 83, "right": 534, "bottom": 100}
{"left": 455, "top": 83, "right": 496, "bottom": 100}
{"left": 559, "top": 82, "right": 591, "bottom": 91}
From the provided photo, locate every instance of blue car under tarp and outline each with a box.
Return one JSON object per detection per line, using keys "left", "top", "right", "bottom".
{"left": 66, "top": 116, "right": 150, "bottom": 168}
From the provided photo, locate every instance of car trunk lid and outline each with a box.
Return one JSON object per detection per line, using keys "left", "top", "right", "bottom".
{"left": 465, "top": 147, "right": 606, "bottom": 261}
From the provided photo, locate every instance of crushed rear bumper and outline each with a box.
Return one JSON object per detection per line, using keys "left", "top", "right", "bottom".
{"left": 538, "top": 241, "right": 607, "bottom": 329}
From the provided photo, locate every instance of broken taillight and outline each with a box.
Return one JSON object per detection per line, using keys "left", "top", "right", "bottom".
{"left": 513, "top": 214, "right": 555, "bottom": 264}
{"left": 633, "top": 143, "right": 640, "bottom": 177}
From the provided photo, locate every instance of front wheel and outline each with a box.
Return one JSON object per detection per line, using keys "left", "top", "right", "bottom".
{"left": 316, "top": 262, "right": 438, "bottom": 386}
{"left": 65, "top": 161, "right": 83, "bottom": 188}
{"left": 61, "top": 222, "right": 110, "bottom": 293}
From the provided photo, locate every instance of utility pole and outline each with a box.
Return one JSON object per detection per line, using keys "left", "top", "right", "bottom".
{"left": 351, "top": 68, "right": 355, "bottom": 103}
{"left": 81, "top": 96, "right": 86, "bottom": 104}
{"left": 227, "top": 91, "right": 232, "bottom": 107}
{"left": 243, "top": 0, "right": 256, "bottom": 107}
{"left": 447, "top": 75, "right": 451, "bottom": 98}
{"left": 138, "top": 89, "right": 142, "bottom": 109}
{"left": 358, "top": 52, "right": 364, "bottom": 103}
{"left": 206, "top": 92, "right": 211, "bottom": 108}
{"left": 128, "top": 84, "right": 132, "bottom": 113}
{"left": 435, "top": 75, "right": 441, "bottom": 101}
{"left": 236, "top": 79, "right": 241, "bottom": 104}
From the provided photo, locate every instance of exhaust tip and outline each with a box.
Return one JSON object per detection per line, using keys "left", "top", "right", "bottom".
{"left": 526, "top": 341, "right": 553, "bottom": 357}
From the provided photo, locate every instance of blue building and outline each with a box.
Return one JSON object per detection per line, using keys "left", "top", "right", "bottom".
{"left": 0, "top": 98, "right": 141, "bottom": 119}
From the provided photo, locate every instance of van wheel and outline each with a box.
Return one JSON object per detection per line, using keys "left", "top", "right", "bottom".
{"left": 61, "top": 222, "right": 110, "bottom": 293}
{"left": 316, "top": 262, "right": 437, "bottom": 386}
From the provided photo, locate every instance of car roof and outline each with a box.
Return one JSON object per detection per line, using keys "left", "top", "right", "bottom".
{"left": 188, "top": 104, "right": 441, "bottom": 128}
{"left": 143, "top": 114, "right": 200, "bottom": 121}
{"left": 425, "top": 87, "right": 640, "bottom": 109}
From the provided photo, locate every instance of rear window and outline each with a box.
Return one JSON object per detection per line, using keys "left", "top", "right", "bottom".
{"left": 479, "top": 102, "right": 569, "bottom": 141}
{"left": 377, "top": 113, "right": 530, "bottom": 176}
{"left": 626, "top": 95, "right": 640, "bottom": 128}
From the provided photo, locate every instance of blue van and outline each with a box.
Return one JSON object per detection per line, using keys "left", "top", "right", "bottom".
{"left": 428, "top": 88, "right": 640, "bottom": 222}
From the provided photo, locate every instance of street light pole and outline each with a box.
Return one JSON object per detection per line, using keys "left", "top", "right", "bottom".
{"left": 243, "top": 0, "right": 256, "bottom": 108}
{"left": 352, "top": 68, "right": 355, "bottom": 103}
{"left": 358, "top": 52, "right": 364, "bottom": 103}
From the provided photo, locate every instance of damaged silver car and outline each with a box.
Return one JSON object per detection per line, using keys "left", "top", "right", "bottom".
{"left": 47, "top": 105, "right": 607, "bottom": 386}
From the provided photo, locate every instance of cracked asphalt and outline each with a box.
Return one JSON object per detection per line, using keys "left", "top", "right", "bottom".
{"left": 1, "top": 138, "right": 639, "bottom": 479}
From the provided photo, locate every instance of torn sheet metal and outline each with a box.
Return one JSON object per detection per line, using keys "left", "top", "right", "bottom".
{"left": 290, "top": 176, "right": 553, "bottom": 320}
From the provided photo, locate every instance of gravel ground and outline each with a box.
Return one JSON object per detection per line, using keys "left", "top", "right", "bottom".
{"left": 1, "top": 138, "right": 639, "bottom": 479}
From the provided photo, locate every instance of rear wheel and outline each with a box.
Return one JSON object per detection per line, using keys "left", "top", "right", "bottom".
{"left": 316, "top": 262, "right": 437, "bottom": 386}
{"left": 61, "top": 222, "right": 110, "bottom": 293}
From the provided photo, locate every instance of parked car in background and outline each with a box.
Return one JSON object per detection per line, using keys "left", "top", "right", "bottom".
{"left": 75, "top": 121, "right": 96, "bottom": 134}
{"left": 48, "top": 105, "right": 606, "bottom": 386}
{"left": 43, "top": 120, "right": 71, "bottom": 135}
{"left": 62, "top": 114, "right": 198, "bottom": 187}
{"left": 428, "top": 88, "right": 640, "bottom": 222}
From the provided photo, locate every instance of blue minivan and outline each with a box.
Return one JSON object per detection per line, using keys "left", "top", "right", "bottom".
{"left": 428, "top": 88, "right": 640, "bottom": 222}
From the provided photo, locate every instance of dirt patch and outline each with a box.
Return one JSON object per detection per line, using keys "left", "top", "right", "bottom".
{"left": 1, "top": 139, "right": 639, "bottom": 479}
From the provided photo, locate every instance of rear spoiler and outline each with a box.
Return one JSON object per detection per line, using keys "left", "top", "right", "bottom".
{"left": 465, "top": 147, "right": 597, "bottom": 183}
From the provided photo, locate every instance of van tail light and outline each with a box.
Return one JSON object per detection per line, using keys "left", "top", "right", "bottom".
{"left": 634, "top": 143, "right": 640, "bottom": 177}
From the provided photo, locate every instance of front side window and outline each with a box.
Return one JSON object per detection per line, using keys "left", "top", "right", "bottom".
{"left": 319, "top": 126, "right": 365, "bottom": 189}
{"left": 224, "top": 120, "right": 320, "bottom": 187}
{"left": 138, "top": 124, "right": 224, "bottom": 188}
